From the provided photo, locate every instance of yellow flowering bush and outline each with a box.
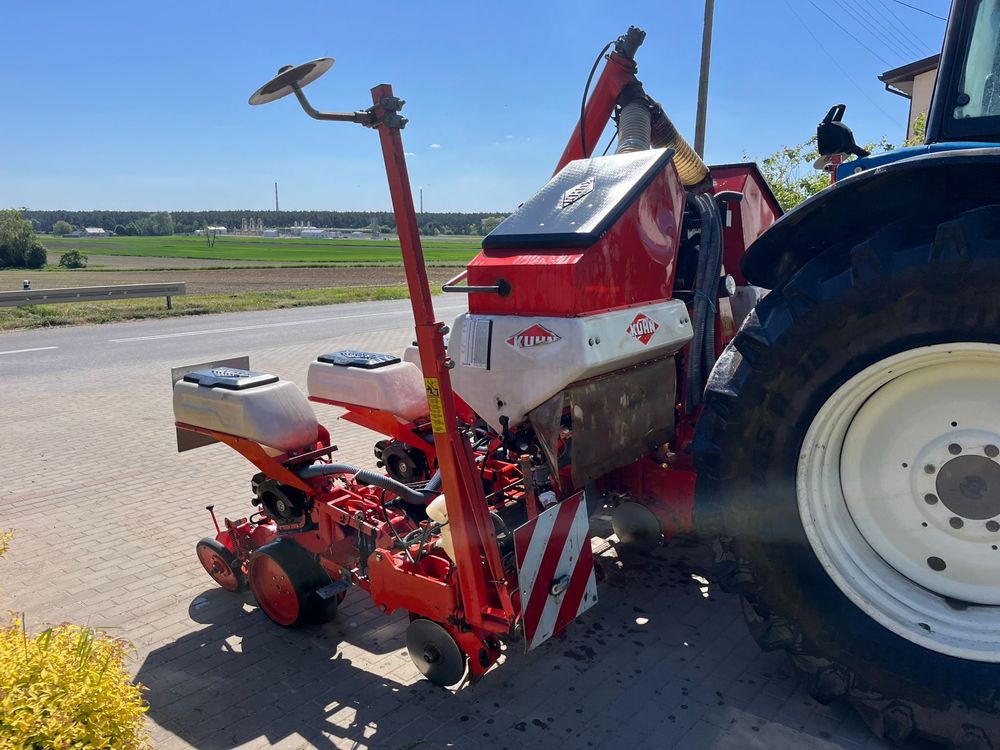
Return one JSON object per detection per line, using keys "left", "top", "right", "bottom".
{"left": 0, "top": 533, "right": 149, "bottom": 749}
{"left": 0, "top": 619, "right": 150, "bottom": 750}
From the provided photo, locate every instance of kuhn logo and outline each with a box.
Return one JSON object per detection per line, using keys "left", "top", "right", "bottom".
{"left": 626, "top": 313, "right": 660, "bottom": 345}
{"left": 506, "top": 324, "right": 561, "bottom": 349}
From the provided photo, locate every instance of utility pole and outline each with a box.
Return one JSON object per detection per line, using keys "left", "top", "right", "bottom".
{"left": 694, "top": 0, "right": 715, "bottom": 158}
{"left": 274, "top": 182, "right": 279, "bottom": 212}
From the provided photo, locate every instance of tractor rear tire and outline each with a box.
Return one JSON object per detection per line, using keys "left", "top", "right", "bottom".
{"left": 248, "top": 538, "right": 334, "bottom": 627}
{"left": 694, "top": 206, "right": 1000, "bottom": 748}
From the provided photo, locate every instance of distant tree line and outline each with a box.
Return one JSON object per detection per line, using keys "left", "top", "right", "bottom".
{"left": 22, "top": 210, "right": 510, "bottom": 237}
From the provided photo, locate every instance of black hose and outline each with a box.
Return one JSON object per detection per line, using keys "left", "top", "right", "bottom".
{"left": 685, "top": 193, "right": 724, "bottom": 414}
{"left": 296, "top": 462, "right": 427, "bottom": 504}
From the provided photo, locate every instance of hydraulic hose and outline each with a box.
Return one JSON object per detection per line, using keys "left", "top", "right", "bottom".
{"left": 685, "top": 192, "right": 724, "bottom": 414}
{"left": 650, "top": 104, "right": 712, "bottom": 191}
{"left": 296, "top": 462, "right": 427, "bottom": 504}
{"left": 616, "top": 101, "right": 652, "bottom": 154}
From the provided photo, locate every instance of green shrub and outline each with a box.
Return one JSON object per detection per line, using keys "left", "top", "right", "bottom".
{"left": 52, "top": 220, "right": 73, "bottom": 236}
{"left": 58, "top": 249, "right": 88, "bottom": 269}
{"left": 25, "top": 241, "right": 47, "bottom": 269}
{"left": 0, "top": 618, "right": 150, "bottom": 749}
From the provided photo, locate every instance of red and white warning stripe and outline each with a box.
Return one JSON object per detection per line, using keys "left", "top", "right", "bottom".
{"left": 514, "top": 491, "right": 597, "bottom": 651}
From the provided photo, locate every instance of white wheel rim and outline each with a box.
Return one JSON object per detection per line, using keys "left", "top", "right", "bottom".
{"left": 798, "top": 343, "right": 1000, "bottom": 662}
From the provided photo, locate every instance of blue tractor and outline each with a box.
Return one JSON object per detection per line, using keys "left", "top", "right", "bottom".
{"left": 695, "top": 1, "right": 1000, "bottom": 746}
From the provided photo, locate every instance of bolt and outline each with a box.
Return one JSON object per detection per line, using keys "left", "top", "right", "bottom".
{"left": 950, "top": 517, "right": 964, "bottom": 529}
{"left": 924, "top": 464, "right": 936, "bottom": 474}
{"left": 987, "top": 445, "right": 999, "bottom": 458}
{"left": 927, "top": 556, "right": 947, "bottom": 571}
{"left": 924, "top": 493, "right": 939, "bottom": 505}
{"left": 949, "top": 443, "right": 962, "bottom": 455}
{"left": 987, "top": 521, "right": 999, "bottom": 533}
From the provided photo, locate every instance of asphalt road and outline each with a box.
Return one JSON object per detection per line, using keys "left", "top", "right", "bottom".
{"left": 0, "top": 298, "right": 468, "bottom": 380}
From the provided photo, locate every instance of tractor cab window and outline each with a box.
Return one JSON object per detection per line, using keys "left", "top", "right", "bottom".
{"left": 953, "top": 0, "right": 1000, "bottom": 120}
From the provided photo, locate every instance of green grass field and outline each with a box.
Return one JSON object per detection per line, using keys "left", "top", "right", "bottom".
{"left": 0, "top": 286, "right": 416, "bottom": 330}
{"left": 42, "top": 234, "right": 480, "bottom": 265}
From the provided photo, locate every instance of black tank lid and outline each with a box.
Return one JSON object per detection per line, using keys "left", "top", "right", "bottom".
{"left": 317, "top": 350, "right": 401, "bottom": 369}
{"left": 482, "top": 148, "right": 674, "bottom": 250}
{"left": 183, "top": 367, "right": 280, "bottom": 390}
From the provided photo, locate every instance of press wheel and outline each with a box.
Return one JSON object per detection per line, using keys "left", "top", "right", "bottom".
{"left": 196, "top": 538, "right": 244, "bottom": 592}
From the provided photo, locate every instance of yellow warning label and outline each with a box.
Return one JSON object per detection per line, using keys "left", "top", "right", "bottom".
{"left": 424, "top": 378, "right": 447, "bottom": 434}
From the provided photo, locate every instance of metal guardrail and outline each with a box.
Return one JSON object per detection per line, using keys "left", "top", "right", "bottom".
{"left": 0, "top": 282, "right": 187, "bottom": 309}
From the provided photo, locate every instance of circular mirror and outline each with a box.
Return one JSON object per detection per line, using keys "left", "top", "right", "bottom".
{"left": 248, "top": 58, "right": 333, "bottom": 105}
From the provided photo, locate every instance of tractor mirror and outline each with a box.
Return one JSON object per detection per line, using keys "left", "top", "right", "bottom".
{"left": 249, "top": 58, "right": 334, "bottom": 106}
{"left": 816, "top": 104, "right": 870, "bottom": 159}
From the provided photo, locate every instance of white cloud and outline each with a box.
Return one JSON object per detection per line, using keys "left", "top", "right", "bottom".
{"left": 404, "top": 152, "right": 416, "bottom": 156}
{"left": 430, "top": 143, "right": 441, "bottom": 148}
{"left": 505, "top": 134, "right": 513, "bottom": 139}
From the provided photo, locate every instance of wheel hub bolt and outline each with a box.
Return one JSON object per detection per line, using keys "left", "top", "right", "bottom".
{"left": 927, "top": 556, "right": 947, "bottom": 571}
{"left": 950, "top": 517, "right": 964, "bottom": 529}
{"left": 924, "top": 464, "right": 936, "bottom": 474}
{"left": 924, "top": 493, "right": 938, "bottom": 505}
{"left": 987, "top": 520, "right": 999, "bottom": 532}
{"left": 988, "top": 445, "right": 1000, "bottom": 458}
{"left": 948, "top": 443, "right": 962, "bottom": 455}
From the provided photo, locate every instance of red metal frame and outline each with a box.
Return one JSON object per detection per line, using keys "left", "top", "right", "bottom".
{"left": 554, "top": 50, "right": 638, "bottom": 172}
{"left": 370, "top": 84, "right": 515, "bottom": 635}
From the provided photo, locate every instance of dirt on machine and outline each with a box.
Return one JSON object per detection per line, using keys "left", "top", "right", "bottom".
{"left": 173, "top": 4, "right": 1000, "bottom": 746}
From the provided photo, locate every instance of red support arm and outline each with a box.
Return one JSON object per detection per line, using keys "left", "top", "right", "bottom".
{"left": 369, "top": 84, "right": 514, "bottom": 630}
{"left": 553, "top": 51, "right": 638, "bottom": 175}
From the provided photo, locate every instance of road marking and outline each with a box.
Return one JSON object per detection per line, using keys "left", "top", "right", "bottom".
{"left": 108, "top": 306, "right": 468, "bottom": 343}
{"left": 0, "top": 346, "right": 58, "bottom": 355}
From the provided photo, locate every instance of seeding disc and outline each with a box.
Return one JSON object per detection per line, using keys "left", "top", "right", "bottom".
{"left": 405, "top": 619, "right": 466, "bottom": 687}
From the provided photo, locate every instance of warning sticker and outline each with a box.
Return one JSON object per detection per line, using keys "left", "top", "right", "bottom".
{"left": 425, "top": 378, "right": 447, "bottom": 434}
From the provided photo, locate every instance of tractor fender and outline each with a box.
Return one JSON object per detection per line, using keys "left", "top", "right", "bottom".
{"left": 742, "top": 147, "right": 1000, "bottom": 290}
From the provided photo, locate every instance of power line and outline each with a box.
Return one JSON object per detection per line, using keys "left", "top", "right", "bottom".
{"left": 889, "top": 0, "right": 947, "bottom": 20}
{"left": 876, "top": 0, "right": 938, "bottom": 54}
{"left": 783, "top": 0, "right": 900, "bottom": 125}
{"left": 806, "top": 0, "right": 894, "bottom": 66}
{"left": 835, "top": 0, "right": 926, "bottom": 61}
{"left": 858, "top": 0, "right": 935, "bottom": 57}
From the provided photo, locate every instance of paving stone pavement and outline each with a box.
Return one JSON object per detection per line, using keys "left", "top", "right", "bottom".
{"left": 0, "top": 322, "right": 914, "bottom": 750}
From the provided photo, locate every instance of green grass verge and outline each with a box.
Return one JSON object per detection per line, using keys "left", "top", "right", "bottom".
{"left": 42, "top": 234, "right": 480, "bottom": 264}
{"left": 0, "top": 285, "right": 414, "bottom": 331}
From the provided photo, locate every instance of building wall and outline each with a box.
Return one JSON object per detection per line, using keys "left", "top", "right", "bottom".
{"left": 909, "top": 69, "right": 937, "bottom": 140}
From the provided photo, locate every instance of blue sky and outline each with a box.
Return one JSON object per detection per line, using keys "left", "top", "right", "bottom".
{"left": 0, "top": 0, "right": 947, "bottom": 213}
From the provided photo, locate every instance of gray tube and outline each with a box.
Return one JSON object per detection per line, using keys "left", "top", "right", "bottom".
{"left": 616, "top": 101, "right": 652, "bottom": 154}
{"left": 296, "top": 462, "right": 427, "bottom": 504}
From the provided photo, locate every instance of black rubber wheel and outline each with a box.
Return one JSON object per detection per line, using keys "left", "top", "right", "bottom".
{"left": 196, "top": 538, "right": 245, "bottom": 592}
{"left": 694, "top": 206, "right": 1000, "bottom": 748}
{"left": 247, "top": 538, "right": 335, "bottom": 627}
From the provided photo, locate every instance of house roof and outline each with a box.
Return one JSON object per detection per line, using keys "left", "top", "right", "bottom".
{"left": 879, "top": 54, "right": 940, "bottom": 85}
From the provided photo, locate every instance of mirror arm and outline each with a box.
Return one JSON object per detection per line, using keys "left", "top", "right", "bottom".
{"left": 292, "top": 85, "right": 375, "bottom": 126}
